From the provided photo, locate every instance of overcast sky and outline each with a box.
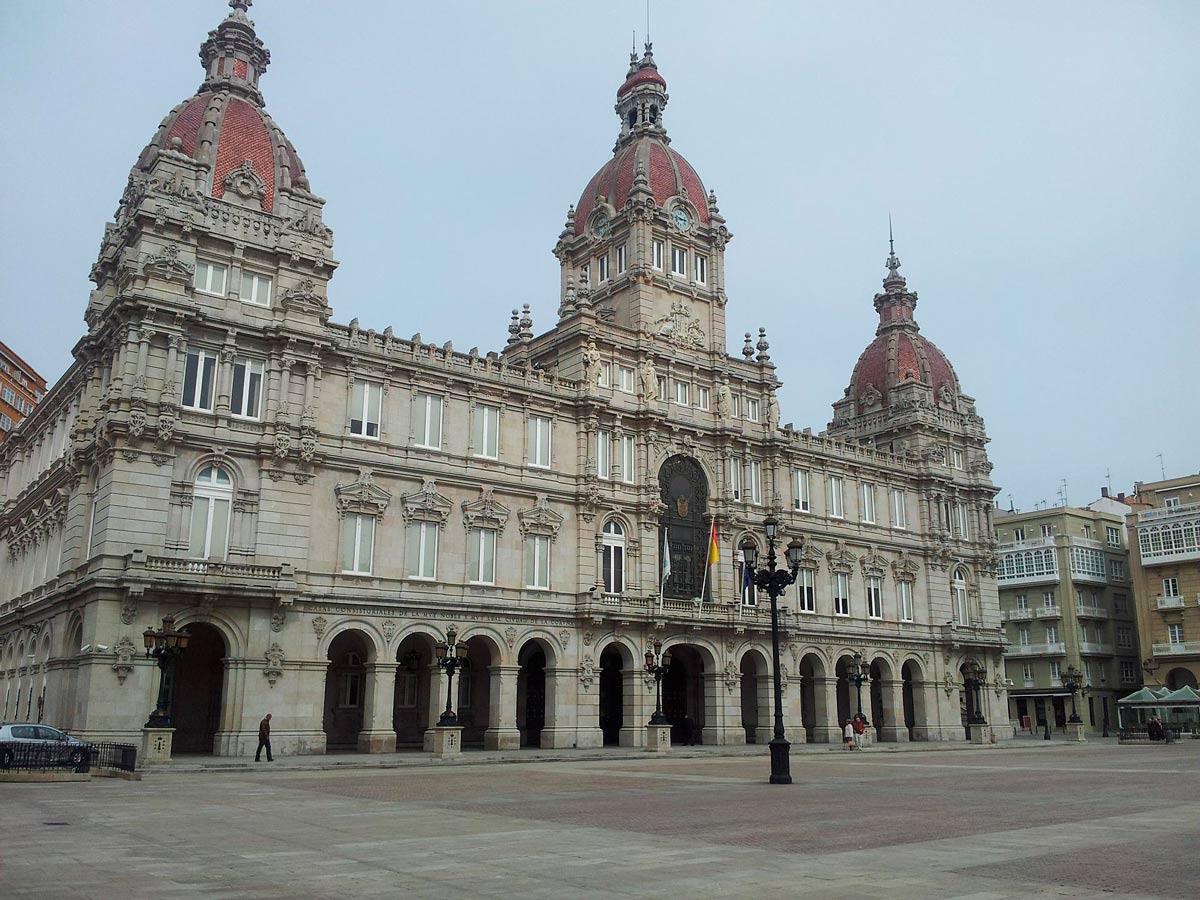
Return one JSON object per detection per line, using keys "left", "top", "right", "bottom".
{"left": 1, "top": 1, "right": 1196, "bottom": 509}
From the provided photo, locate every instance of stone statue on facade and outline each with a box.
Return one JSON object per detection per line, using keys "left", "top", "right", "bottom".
{"left": 582, "top": 339, "right": 602, "bottom": 393}
{"left": 640, "top": 357, "right": 657, "bottom": 401}
{"left": 715, "top": 377, "right": 732, "bottom": 419}
{"left": 766, "top": 391, "right": 780, "bottom": 430}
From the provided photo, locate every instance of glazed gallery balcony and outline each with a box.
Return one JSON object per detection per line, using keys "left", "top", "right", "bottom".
{"left": 1152, "top": 640, "right": 1200, "bottom": 658}
{"left": 997, "top": 539, "right": 1058, "bottom": 586}
{"left": 1006, "top": 641, "right": 1067, "bottom": 658}
{"left": 1137, "top": 503, "right": 1200, "bottom": 565}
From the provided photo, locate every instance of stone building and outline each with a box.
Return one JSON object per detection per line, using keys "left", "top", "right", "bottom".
{"left": 1126, "top": 474, "right": 1200, "bottom": 692}
{"left": 0, "top": 2, "right": 1011, "bottom": 756}
{"left": 0, "top": 340, "right": 46, "bottom": 442}
{"left": 994, "top": 496, "right": 1139, "bottom": 734}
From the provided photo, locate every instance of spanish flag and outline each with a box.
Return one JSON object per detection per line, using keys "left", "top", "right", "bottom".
{"left": 706, "top": 520, "right": 720, "bottom": 565}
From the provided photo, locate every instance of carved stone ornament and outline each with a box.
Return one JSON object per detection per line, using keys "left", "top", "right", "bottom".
{"left": 504, "top": 626, "right": 518, "bottom": 648}
{"left": 461, "top": 486, "right": 511, "bottom": 532}
{"left": 270, "top": 606, "right": 286, "bottom": 633}
{"left": 156, "top": 412, "right": 177, "bottom": 447}
{"left": 280, "top": 278, "right": 326, "bottom": 312}
{"left": 298, "top": 434, "right": 318, "bottom": 464}
{"left": 263, "top": 643, "right": 285, "bottom": 687}
{"left": 121, "top": 594, "right": 139, "bottom": 626}
{"left": 112, "top": 636, "right": 137, "bottom": 685}
{"left": 143, "top": 243, "right": 194, "bottom": 283}
{"left": 582, "top": 630, "right": 594, "bottom": 647}
{"left": 859, "top": 550, "right": 888, "bottom": 578}
{"left": 891, "top": 555, "right": 921, "bottom": 583}
{"left": 224, "top": 158, "right": 268, "bottom": 204}
{"left": 400, "top": 478, "right": 453, "bottom": 526}
{"left": 335, "top": 469, "right": 392, "bottom": 519}
{"left": 860, "top": 382, "right": 882, "bottom": 408}
{"left": 273, "top": 431, "right": 291, "bottom": 460}
{"left": 128, "top": 409, "right": 147, "bottom": 440}
{"left": 723, "top": 660, "right": 739, "bottom": 694}
{"left": 653, "top": 301, "right": 705, "bottom": 349}
{"left": 797, "top": 542, "right": 824, "bottom": 570}
{"left": 579, "top": 654, "right": 596, "bottom": 691}
{"left": 312, "top": 616, "right": 328, "bottom": 638}
{"left": 826, "top": 543, "right": 857, "bottom": 574}
{"left": 558, "top": 629, "right": 571, "bottom": 650}
{"left": 518, "top": 493, "right": 565, "bottom": 538}
{"left": 381, "top": 620, "right": 397, "bottom": 643}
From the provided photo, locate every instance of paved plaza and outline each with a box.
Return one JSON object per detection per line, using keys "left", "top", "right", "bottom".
{"left": 3, "top": 742, "right": 1198, "bottom": 899}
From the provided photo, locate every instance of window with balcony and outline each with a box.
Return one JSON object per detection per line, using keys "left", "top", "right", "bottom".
{"left": 1016, "top": 593, "right": 1028, "bottom": 610}
{"left": 1168, "top": 624, "right": 1184, "bottom": 645}
{"left": 1043, "top": 591, "right": 1056, "bottom": 608}
{"left": 1163, "top": 577, "right": 1180, "bottom": 598}
{"left": 952, "top": 567, "right": 970, "bottom": 625}
{"left": 1013, "top": 527, "right": 1026, "bottom": 542}
{"left": 230, "top": 357, "right": 263, "bottom": 419}
{"left": 1018, "top": 628, "right": 1030, "bottom": 646}
{"left": 601, "top": 520, "right": 625, "bottom": 594}
{"left": 999, "top": 548, "right": 1057, "bottom": 582}
{"left": 1046, "top": 625, "right": 1059, "bottom": 643}
{"left": 1041, "top": 524, "right": 1053, "bottom": 538}
{"left": 793, "top": 469, "right": 811, "bottom": 512}
{"left": 1083, "top": 525, "right": 1094, "bottom": 539}
{"left": 189, "top": 466, "right": 232, "bottom": 559}
{"left": 1165, "top": 497, "right": 1182, "bottom": 510}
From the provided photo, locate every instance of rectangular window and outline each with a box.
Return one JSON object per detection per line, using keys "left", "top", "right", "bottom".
{"left": 1, "top": 387, "right": 14, "bottom": 403}
{"left": 833, "top": 572, "right": 850, "bottom": 616}
{"left": 1040, "top": 523, "right": 1053, "bottom": 538}
{"left": 596, "top": 429, "right": 611, "bottom": 480}
{"left": 350, "top": 381, "right": 382, "bottom": 439}
{"left": 1168, "top": 624, "right": 1184, "bottom": 644}
{"left": 1014, "top": 526, "right": 1026, "bottom": 542}
{"left": 1120, "top": 661, "right": 1137, "bottom": 684}
{"left": 468, "top": 527, "right": 497, "bottom": 585}
{"left": 744, "top": 398, "right": 760, "bottom": 422}
{"left": 473, "top": 404, "right": 500, "bottom": 459}
{"left": 1116, "top": 626, "right": 1133, "bottom": 649}
{"left": 656, "top": 375, "right": 668, "bottom": 401}
{"left": 598, "top": 360, "right": 612, "bottom": 388}
{"left": 1106, "top": 526, "right": 1121, "bottom": 547}
{"left": 828, "top": 475, "right": 844, "bottom": 518}
{"left": 673, "top": 380, "right": 690, "bottom": 406}
{"left": 340, "top": 513, "right": 375, "bottom": 575}
{"left": 618, "top": 434, "right": 636, "bottom": 484}
{"left": 1018, "top": 628, "right": 1030, "bottom": 645}
{"left": 529, "top": 415, "right": 552, "bottom": 468}
{"left": 597, "top": 255, "right": 609, "bottom": 282}
{"left": 1050, "top": 661, "right": 1062, "bottom": 682}
{"left": 793, "top": 469, "right": 811, "bottom": 512}
{"left": 617, "top": 365, "right": 636, "bottom": 393}
{"left": 405, "top": 521, "right": 438, "bottom": 580}
{"left": 1109, "top": 559, "right": 1125, "bottom": 579}
{"left": 694, "top": 254, "right": 707, "bottom": 284}
{"left": 891, "top": 489, "right": 907, "bottom": 529}
{"left": 182, "top": 349, "right": 218, "bottom": 411}
{"left": 526, "top": 534, "right": 551, "bottom": 589}
{"left": 866, "top": 576, "right": 883, "bottom": 618}
{"left": 670, "top": 246, "right": 687, "bottom": 275}
{"left": 950, "top": 448, "right": 964, "bottom": 469}
{"left": 729, "top": 460, "right": 743, "bottom": 502}
{"left": 1016, "top": 593, "right": 1028, "bottom": 610}
{"left": 747, "top": 461, "right": 763, "bottom": 505}
{"left": 414, "top": 393, "right": 444, "bottom": 449}
{"left": 229, "top": 357, "right": 264, "bottom": 419}
{"left": 1022, "top": 663, "right": 1034, "bottom": 682}
{"left": 861, "top": 483, "right": 876, "bottom": 524}
{"left": 194, "top": 260, "right": 227, "bottom": 296}
{"left": 740, "top": 553, "right": 757, "bottom": 607}
{"left": 1164, "top": 497, "right": 1181, "bottom": 510}
{"left": 955, "top": 503, "right": 970, "bottom": 538}
{"left": 730, "top": 394, "right": 742, "bottom": 418}
{"left": 240, "top": 271, "right": 272, "bottom": 306}
{"left": 1046, "top": 625, "right": 1059, "bottom": 643}
{"left": 796, "top": 569, "right": 815, "bottom": 612}
{"left": 616, "top": 245, "right": 627, "bottom": 274}
{"left": 652, "top": 240, "right": 664, "bottom": 270}
{"left": 898, "top": 580, "right": 914, "bottom": 622}
{"left": 0, "top": 414, "right": 10, "bottom": 431}
{"left": 1114, "top": 593, "right": 1127, "bottom": 613}
{"left": 188, "top": 491, "right": 231, "bottom": 560}
{"left": 1163, "top": 577, "right": 1180, "bottom": 598}
{"left": 1083, "top": 525, "right": 1093, "bottom": 539}
{"left": 696, "top": 385, "right": 710, "bottom": 410}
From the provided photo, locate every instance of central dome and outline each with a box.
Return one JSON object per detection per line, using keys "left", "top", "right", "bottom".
{"left": 573, "top": 43, "right": 709, "bottom": 236}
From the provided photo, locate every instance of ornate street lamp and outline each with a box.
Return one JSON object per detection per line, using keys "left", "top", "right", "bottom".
{"left": 434, "top": 626, "right": 470, "bottom": 727}
{"left": 644, "top": 639, "right": 673, "bottom": 727}
{"left": 963, "top": 662, "right": 988, "bottom": 726}
{"left": 1061, "top": 664, "right": 1085, "bottom": 724}
{"left": 739, "top": 515, "right": 805, "bottom": 785}
{"left": 142, "top": 614, "right": 191, "bottom": 728}
{"left": 850, "top": 651, "right": 871, "bottom": 725}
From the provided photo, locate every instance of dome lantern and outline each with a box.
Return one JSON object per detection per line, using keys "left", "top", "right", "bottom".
{"left": 199, "top": 0, "right": 271, "bottom": 106}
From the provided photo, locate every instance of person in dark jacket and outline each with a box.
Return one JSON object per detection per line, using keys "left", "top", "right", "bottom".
{"left": 255, "top": 713, "right": 274, "bottom": 762}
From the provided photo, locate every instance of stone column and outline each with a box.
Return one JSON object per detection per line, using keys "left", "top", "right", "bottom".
{"left": 620, "top": 667, "right": 647, "bottom": 748}
{"left": 810, "top": 676, "right": 841, "bottom": 743}
{"left": 575, "top": 661, "right": 604, "bottom": 750}
{"left": 878, "top": 678, "right": 909, "bottom": 742}
{"left": 134, "top": 327, "right": 153, "bottom": 397}
{"left": 357, "top": 663, "right": 397, "bottom": 753}
{"left": 484, "top": 664, "right": 521, "bottom": 750}
{"left": 703, "top": 671, "right": 740, "bottom": 745}
{"left": 539, "top": 666, "right": 577, "bottom": 749}
{"left": 216, "top": 347, "right": 235, "bottom": 416}
{"left": 423, "top": 662, "right": 448, "bottom": 751}
{"left": 785, "top": 674, "right": 806, "bottom": 744}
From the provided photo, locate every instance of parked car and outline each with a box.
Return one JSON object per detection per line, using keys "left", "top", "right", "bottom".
{"left": 0, "top": 723, "right": 91, "bottom": 768}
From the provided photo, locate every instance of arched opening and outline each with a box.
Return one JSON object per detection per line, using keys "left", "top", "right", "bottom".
{"left": 740, "top": 650, "right": 770, "bottom": 744}
{"left": 799, "top": 654, "right": 826, "bottom": 743}
{"left": 323, "top": 630, "right": 371, "bottom": 752}
{"left": 627, "top": 109, "right": 637, "bottom": 129}
{"left": 460, "top": 635, "right": 498, "bottom": 747}
{"left": 658, "top": 455, "right": 710, "bottom": 601}
{"left": 649, "top": 104, "right": 659, "bottom": 124}
{"left": 599, "top": 645, "right": 625, "bottom": 746}
{"left": 901, "top": 660, "right": 926, "bottom": 741}
{"left": 662, "top": 644, "right": 708, "bottom": 744}
{"left": 174, "top": 623, "right": 226, "bottom": 753}
{"left": 601, "top": 519, "right": 626, "bottom": 594}
{"left": 958, "top": 660, "right": 985, "bottom": 740}
{"left": 189, "top": 466, "right": 233, "bottom": 559}
{"left": 1166, "top": 667, "right": 1198, "bottom": 690}
{"left": 952, "top": 567, "right": 970, "bottom": 625}
{"left": 517, "top": 641, "right": 549, "bottom": 748}
{"left": 869, "top": 658, "right": 894, "bottom": 741}
{"left": 393, "top": 634, "right": 435, "bottom": 748}
{"left": 835, "top": 655, "right": 857, "bottom": 726}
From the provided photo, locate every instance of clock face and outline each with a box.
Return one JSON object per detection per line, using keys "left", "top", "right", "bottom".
{"left": 593, "top": 215, "right": 609, "bottom": 238}
{"left": 672, "top": 208, "right": 691, "bottom": 230}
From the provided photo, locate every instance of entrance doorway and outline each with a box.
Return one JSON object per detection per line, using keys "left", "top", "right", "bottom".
{"left": 901, "top": 660, "right": 921, "bottom": 741}
{"left": 173, "top": 623, "right": 225, "bottom": 753}
{"left": 662, "top": 645, "right": 705, "bottom": 744}
{"left": 323, "top": 630, "right": 371, "bottom": 751}
{"left": 394, "top": 634, "right": 435, "bottom": 748}
{"left": 517, "top": 643, "right": 547, "bottom": 748}
{"left": 599, "top": 646, "right": 624, "bottom": 746}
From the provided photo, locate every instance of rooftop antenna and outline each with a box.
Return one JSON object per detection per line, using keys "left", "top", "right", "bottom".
{"left": 1157, "top": 453, "right": 1166, "bottom": 480}
{"left": 889, "top": 213, "right": 895, "bottom": 256}
{"left": 1058, "top": 478, "right": 1068, "bottom": 508}
{"left": 1007, "top": 493, "right": 1015, "bottom": 513}
{"left": 1105, "top": 468, "right": 1113, "bottom": 495}
{"left": 646, "top": 0, "right": 651, "bottom": 45}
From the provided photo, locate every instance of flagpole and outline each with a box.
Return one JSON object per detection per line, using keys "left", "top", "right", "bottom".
{"left": 660, "top": 526, "right": 670, "bottom": 613}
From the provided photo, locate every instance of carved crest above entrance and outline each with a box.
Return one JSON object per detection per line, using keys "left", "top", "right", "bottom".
{"left": 653, "top": 301, "right": 705, "bottom": 349}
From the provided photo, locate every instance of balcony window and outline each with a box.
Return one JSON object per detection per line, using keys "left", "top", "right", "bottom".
{"left": 601, "top": 520, "right": 625, "bottom": 594}
{"left": 189, "top": 466, "right": 232, "bottom": 559}
{"left": 1163, "top": 577, "right": 1180, "bottom": 598}
{"left": 230, "top": 358, "right": 263, "bottom": 419}
{"left": 1168, "top": 624, "right": 1184, "bottom": 645}
{"left": 182, "top": 350, "right": 218, "bottom": 412}
{"left": 1016, "top": 593, "right": 1028, "bottom": 610}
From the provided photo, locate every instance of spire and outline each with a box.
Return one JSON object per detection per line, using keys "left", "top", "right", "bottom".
{"left": 199, "top": 0, "right": 271, "bottom": 105}
{"left": 873, "top": 221, "right": 918, "bottom": 333}
{"left": 614, "top": 41, "right": 669, "bottom": 148}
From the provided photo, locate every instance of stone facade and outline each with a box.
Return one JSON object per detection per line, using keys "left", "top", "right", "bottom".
{"left": 994, "top": 499, "right": 1139, "bottom": 734}
{"left": 0, "top": 2, "right": 1011, "bottom": 755}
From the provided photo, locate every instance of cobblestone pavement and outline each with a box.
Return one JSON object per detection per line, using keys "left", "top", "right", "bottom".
{"left": 3, "top": 742, "right": 1197, "bottom": 899}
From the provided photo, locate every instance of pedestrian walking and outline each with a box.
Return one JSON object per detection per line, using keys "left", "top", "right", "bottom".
{"left": 255, "top": 713, "right": 274, "bottom": 762}
{"left": 852, "top": 713, "right": 867, "bottom": 750}
{"left": 843, "top": 718, "right": 855, "bottom": 750}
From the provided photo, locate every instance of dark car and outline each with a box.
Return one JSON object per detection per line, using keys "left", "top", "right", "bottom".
{"left": 0, "top": 723, "right": 91, "bottom": 768}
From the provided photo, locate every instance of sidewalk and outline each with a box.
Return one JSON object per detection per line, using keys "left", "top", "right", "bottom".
{"left": 148, "top": 736, "right": 1081, "bottom": 774}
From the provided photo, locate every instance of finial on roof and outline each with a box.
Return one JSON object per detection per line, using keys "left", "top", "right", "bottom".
{"left": 229, "top": 0, "right": 252, "bottom": 12}
{"left": 507, "top": 310, "right": 521, "bottom": 346}
{"left": 884, "top": 214, "right": 905, "bottom": 289}
{"left": 742, "top": 332, "right": 755, "bottom": 360}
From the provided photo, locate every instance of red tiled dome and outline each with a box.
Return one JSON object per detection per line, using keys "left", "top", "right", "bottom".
{"left": 574, "top": 136, "right": 708, "bottom": 235}
{"left": 617, "top": 65, "right": 667, "bottom": 97}
{"left": 848, "top": 329, "right": 959, "bottom": 412}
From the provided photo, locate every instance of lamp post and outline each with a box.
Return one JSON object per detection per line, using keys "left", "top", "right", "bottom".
{"left": 644, "top": 639, "right": 672, "bottom": 727}
{"left": 434, "top": 626, "right": 470, "bottom": 727}
{"left": 142, "top": 614, "right": 190, "bottom": 728}
{"left": 739, "top": 515, "right": 805, "bottom": 785}
{"left": 963, "top": 662, "right": 988, "bottom": 726}
{"left": 850, "top": 651, "right": 870, "bottom": 725}
{"left": 1061, "top": 664, "right": 1084, "bottom": 724}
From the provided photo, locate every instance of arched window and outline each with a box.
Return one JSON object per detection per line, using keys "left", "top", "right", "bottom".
{"left": 189, "top": 466, "right": 233, "bottom": 559}
{"left": 952, "top": 567, "right": 970, "bottom": 625}
{"left": 602, "top": 520, "right": 625, "bottom": 594}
